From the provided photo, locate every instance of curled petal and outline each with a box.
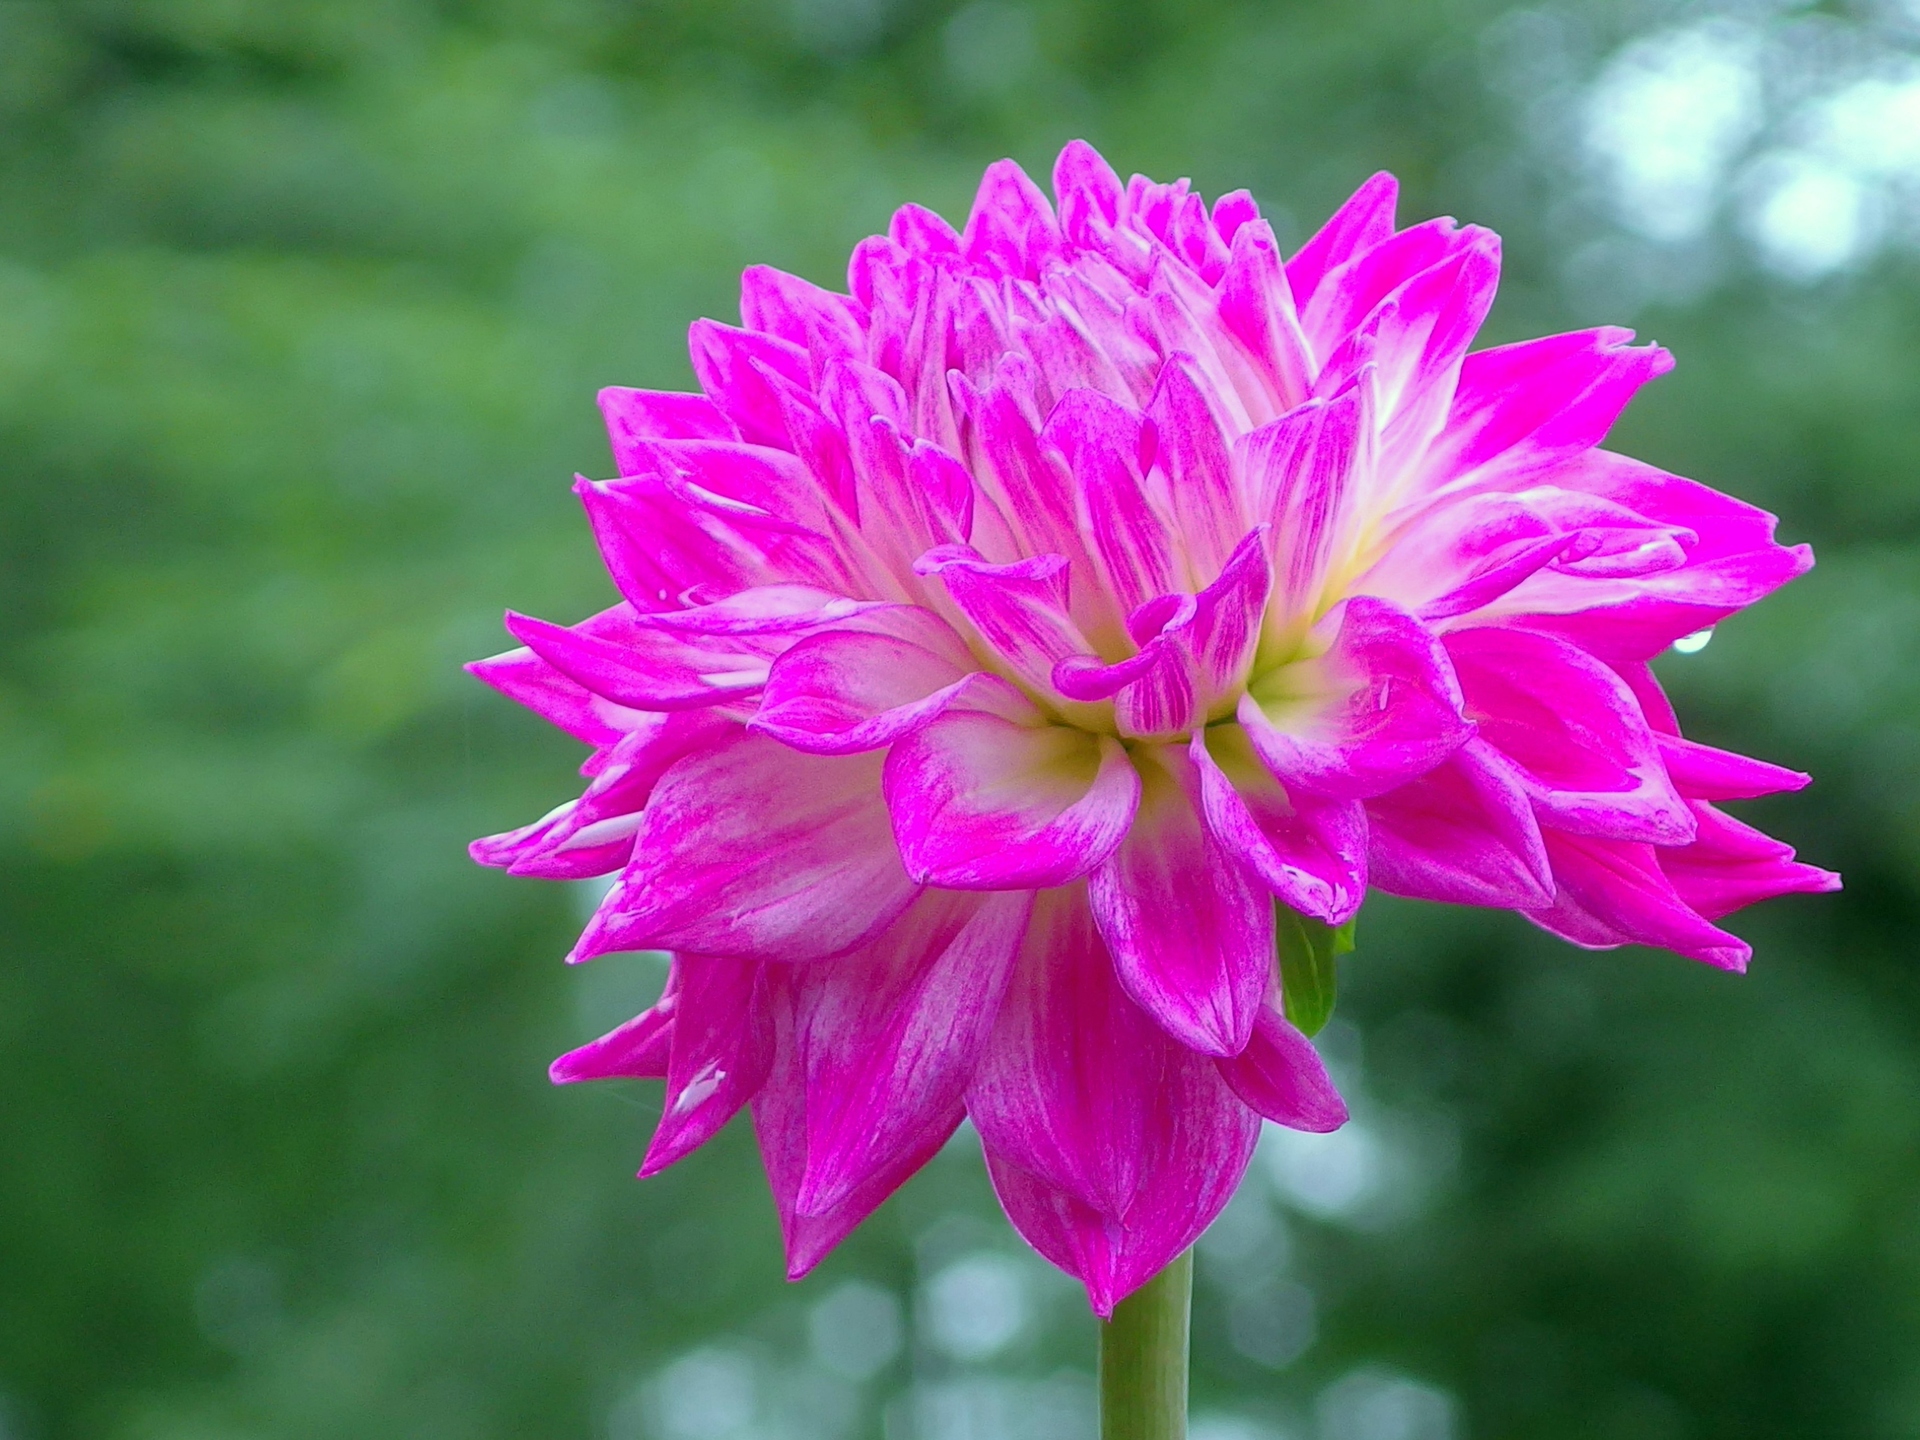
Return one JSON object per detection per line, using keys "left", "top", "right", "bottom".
{"left": 1191, "top": 724, "right": 1366, "bottom": 925}
{"left": 885, "top": 680, "right": 1141, "bottom": 890}
{"left": 1240, "top": 596, "right": 1472, "bottom": 801}
{"left": 752, "top": 605, "right": 980, "bottom": 754}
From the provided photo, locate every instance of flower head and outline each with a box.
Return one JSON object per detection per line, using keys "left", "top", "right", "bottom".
{"left": 471, "top": 142, "right": 1837, "bottom": 1313}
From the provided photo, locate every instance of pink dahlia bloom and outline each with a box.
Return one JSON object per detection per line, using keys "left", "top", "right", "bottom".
{"left": 471, "top": 142, "right": 1838, "bottom": 1313}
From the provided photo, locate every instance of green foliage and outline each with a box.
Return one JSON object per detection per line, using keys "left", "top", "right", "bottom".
{"left": 1, "top": 2, "right": 1915, "bottom": 1439}
{"left": 1277, "top": 910, "right": 1354, "bottom": 1039}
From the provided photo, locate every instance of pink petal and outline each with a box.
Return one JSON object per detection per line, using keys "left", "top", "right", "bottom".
{"left": 964, "top": 158, "right": 1064, "bottom": 279}
{"left": 599, "top": 387, "right": 737, "bottom": 475}
{"left": 1658, "top": 803, "right": 1840, "bottom": 920}
{"left": 1144, "top": 354, "right": 1244, "bottom": 582}
{"left": 577, "top": 736, "right": 919, "bottom": 963}
{"left": 466, "top": 644, "right": 639, "bottom": 748}
{"left": 1364, "top": 736, "right": 1553, "bottom": 909}
{"left": 640, "top": 954, "right": 774, "bottom": 1176}
{"left": 550, "top": 966, "right": 679, "bottom": 1083}
{"left": 884, "top": 681, "right": 1141, "bottom": 889}
{"left": 1300, "top": 218, "right": 1489, "bottom": 365}
{"left": 1426, "top": 327, "right": 1673, "bottom": 492}
{"left": 472, "top": 710, "right": 735, "bottom": 878}
{"left": 1284, "top": 171, "right": 1398, "bottom": 316}
{"left": 1088, "top": 744, "right": 1274, "bottom": 1056}
{"left": 504, "top": 608, "right": 768, "bottom": 712}
{"left": 1526, "top": 830, "right": 1752, "bottom": 971}
{"left": 1052, "top": 139, "right": 1124, "bottom": 247}
{"left": 1216, "top": 218, "right": 1314, "bottom": 414}
{"left": 751, "top": 605, "right": 981, "bottom": 755}
{"left": 1191, "top": 724, "right": 1368, "bottom": 925}
{"left": 1217, "top": 1004, "right": 1349, "bottom": 1132}
{"left": 1239, "top": 386, "right": 1366, "bottom": 627}
{"left": 1657, "top": 734, "right": 1810, "bottom": 801}
{"left": 916, "top": 545, "right": 1103, "bottom": 710}
{"left": 1445, "top": 627, "right": 1694, "bottom": 845}
{"left": 770, "top": 889, "right": 1033, "bottom": 1218}
{"left": 1045, "top": 388, "right": 1178, "bottom": 616}
{"left": 967, "top": 886, "right": 1262, "bottom": 1313}
{"left": 739, "top": 265, "right": 866, "bottom": 371}
{"left": 688, "top": 318, "right": 814, "bottom": 448}
{"left": 1240, "top": 596, "right": 1471, "bottom": 800}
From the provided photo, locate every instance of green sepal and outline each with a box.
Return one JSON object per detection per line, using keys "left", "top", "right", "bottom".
{"left": 1276, "top": 907, "right": 1355, "bottom": 1037}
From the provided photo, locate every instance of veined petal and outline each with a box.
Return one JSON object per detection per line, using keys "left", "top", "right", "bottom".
{"left": 1191, "top": 724, "right": 1367, "bottom": 925}
{"left": 1364, "top": 736, "right": 1553, "bottom": 909}
{"left": 1053, "top": 138, "right": 1124, "bottom": 247}
{"left": 504, "top": 608, "right": 768, "bottom": 712}
{"left": 917, "top": 545, "right": 1105, "bottom": 713}
{"left": 1089, "top": 744, "right": 1273, "bottom": 1056}
{"left": 964, "top": 158, "right": 1066, "bottom": 279}
{"left": 1216, "top": 218, "right": 1314, "bottom": 416}
{"left": 1144, "top": 355, "right": 1244, "bottom": 584}
{"left": 1446, "top": 627, "right": 1694, "bottom": 845}
{"left": 640, "top": 954, "right": 774, "bottom": 1177}
{"left": 772, "top": 889, "right": 1033, "bottom": 1218}
{"left": 752, "top": 605, "right": 980, "bottom": 754}
{"left": 1240, "top": 385, "right": 1367, "bottom": 628}
{"left": 1047, "top": 388, "right": 1178, "bottom": 616}
{"left": 1217, "top": 1003, "right": 1349, "bottom": 1132}
{"left": 968, "top": 886, "right": 1262, "bottom": 1289}
{"left": 689, "top": 318, "right": 813, "bottom": 448}
{"left": 739, "top": 264, "right": 866, "bottom": 372}
{"left": 1240, "top": 596, "right": 1471, "bottom": 801}
{"left": 884, "top": 681, "right": 1141, "bottom": 890}
{"left": 466, "top": 644, "right": 643, "bottom": 748}
{"left": 578, "top": 737, "right": 918, "bottom": 963}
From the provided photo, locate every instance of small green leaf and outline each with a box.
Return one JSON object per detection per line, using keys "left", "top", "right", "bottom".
{"left": 1276, "top": 908, "right": 1355, "bottom": 1037}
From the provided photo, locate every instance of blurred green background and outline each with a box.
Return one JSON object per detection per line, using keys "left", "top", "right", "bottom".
{"left": 3, "top": 1, "right": 1917, "bottom": 1437}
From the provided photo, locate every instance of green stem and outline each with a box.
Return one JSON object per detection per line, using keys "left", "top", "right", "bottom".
{"left": 1099, "top": 1249, "right": 1191, "bottom": 1440}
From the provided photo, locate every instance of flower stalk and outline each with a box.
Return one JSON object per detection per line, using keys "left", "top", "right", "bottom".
{"left": 1100, "top": 1249, "right": 1192, "bottom": 1440}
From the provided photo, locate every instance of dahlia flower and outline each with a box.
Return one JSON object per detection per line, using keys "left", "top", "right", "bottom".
{"left": 471, "top": 141, "right": 1836, "bottom": 1315}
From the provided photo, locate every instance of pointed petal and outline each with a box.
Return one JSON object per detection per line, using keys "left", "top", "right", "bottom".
{"left": 599, "top": 387, "right": 737, "bottom": 475}
{"left": 1089, "top": 745, "right": 1274, "bottom": 1056}
{"left": 1217, "top": 1004, "right": 1349, "bottom": 1132}
{"left": 771, "top": 890, "right": 1033, "bottom": 1217}
{"left": 551, "top": 968, "right": 679, "bottom": 1083}
{"left": 739, "top": 265, "right": 865, "bottom": 371}
{"left": 1053, "top": 139, "right": 1124, "bottom": 247}
{"left": 688, "top": 318, "right": 813, "bottom": 448}
{"left": 640, "top": 954, "right": 773, "bottom": 1176}
{"left": 1285, "top": 171, "right": 1399, "bottom": 312}
{"left": 1144, "top": 355, "right": 1243, "bottom": 583}
{"left": 1216, "top": 218, "right": 1314, "bottom": 412}
{"left": 1527, "top": 830, "right": 1751, "bottom": 971}
{"left": 916, "top": 545, "right": 1104, "bottom": 712}
{"left": 1657, "top": 734, "right": 1810, "bottom": 801}
{"left": 884, "top": 683, "right": 1141, "bottom": 889}
{"left": 466, "top": 644, "right": 639, "bottom": 748}
{"left": 968, "top": 887, "right": 1262, "bottom": 1297}
{"left": 1046, "top": 389, "right": 1178, "bottom": 616}
{"left": 1658, "top": 803, "right": 1840, "bottom": 920}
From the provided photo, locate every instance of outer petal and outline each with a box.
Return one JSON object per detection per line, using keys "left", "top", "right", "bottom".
{"left": 577, "top": 736, "right": 919, "bottom": 963}
{"left": 1658, "top": 804, "right": 1840, "bottom": 919}
{"left": 1191, "top": 724, "right": 1367, "bottom": 925}
{"left": 1445, "top": 627, "right": 1693, "bottom": 845}
{"left": 1284, "top": 171, "right": 1398, "bottom": 316}
{"left": 968, "top": 887, "right": 1262, "bottom": 1313}
{"left": 771, "top": 889, "right": 1033, "bottom": 1218}
{"left": 751, "top": 605, "right": 981, "bottom": 754}
{"left": 884, "top": 680, "right": 1141, "bottom": 890}
{"left": 1526, "top": 830, "right": 1752, "bottom": 971}
{"left": 1088, "top": 744, "right": 1274, "bottom": 1056}
{"left": 639, "top": 954, "right": 773, "bottom": 1177}
{"left": 471, "top": 710, "right": 734, "bottom": 878}
{"left": 1364, "top": 736, "right": 1553, "bottom": 909}
{"left": 599, "top": 387, "right": 737, "bottom": 475}
{"left": 1217, "top": 1004, "right": 1349, "bottom": 1132}
{"left": 1657, "top": 734, "right": 1810, "bottom": 801}
{"left": 1239, "top": 596, "right": 1472, "bottom": 801}
{"left": 550, "top": 966, "right": 679, "bottom": 1083}
{"left": 465, "top": 644, "right": 640, "bottom": 748}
